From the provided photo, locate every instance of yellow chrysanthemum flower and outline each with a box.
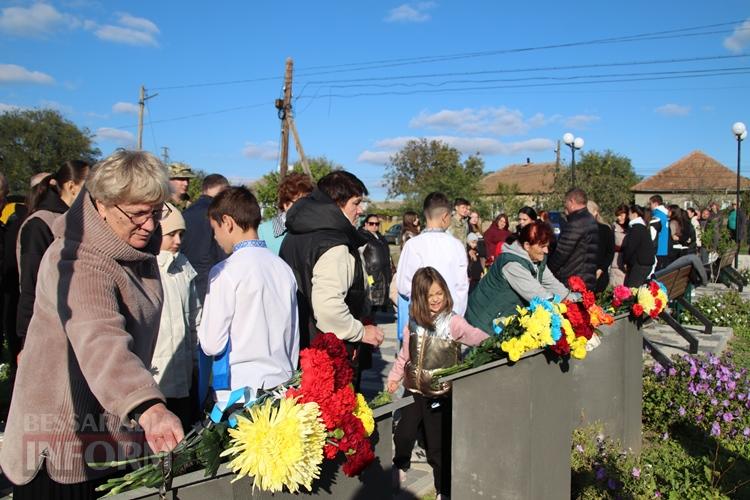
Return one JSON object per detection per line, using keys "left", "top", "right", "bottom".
{"left": 570, "top": 337, "right": 588, "bottom": 359}
{"left": 637, "top": 287, "right": 656, "bottom": 313}
{"left": 221, "top": 398, "right": 326, "bottom": 493}
{"left": 353, "top": 393, "right": 375, "bottom": 436}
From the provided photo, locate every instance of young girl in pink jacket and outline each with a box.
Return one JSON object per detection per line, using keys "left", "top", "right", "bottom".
{"left": 387, "top": 267, "right": 488, "bottom": 500}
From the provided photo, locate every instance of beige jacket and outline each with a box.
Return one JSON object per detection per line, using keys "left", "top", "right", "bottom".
{"left": 0, "top": 192, "right": 166, "bottom": 485}
{"left": 311, "top": 245, "right": 368, "bottom": 342}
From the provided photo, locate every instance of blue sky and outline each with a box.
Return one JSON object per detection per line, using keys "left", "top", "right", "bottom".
{"left": 2, "top": 1, "right": 750, "bottom": 200}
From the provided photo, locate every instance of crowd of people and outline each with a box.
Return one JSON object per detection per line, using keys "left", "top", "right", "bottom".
{"left": 0, "top": 151, "right": 744, "bottom": 499}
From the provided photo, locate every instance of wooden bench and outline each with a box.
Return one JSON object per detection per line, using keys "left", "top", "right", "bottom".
{"left": 713, "top": 250, "right": 747, "bottom": 291}
{"left": 643, "top": 265, "right": 714, "bottom": 366}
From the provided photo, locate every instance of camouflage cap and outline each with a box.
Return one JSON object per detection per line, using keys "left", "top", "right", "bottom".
{"left": 168, "top": 162, "right": 196, "bottom": 179}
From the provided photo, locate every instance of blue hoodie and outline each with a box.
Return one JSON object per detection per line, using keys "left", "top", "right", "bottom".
{"left": 653, "top": 205, "right": 669, "bottom": 257}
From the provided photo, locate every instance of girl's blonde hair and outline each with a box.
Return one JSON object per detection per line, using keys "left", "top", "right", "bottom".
{"left": 410, "top": 267, "right": 453, "bottom": 330}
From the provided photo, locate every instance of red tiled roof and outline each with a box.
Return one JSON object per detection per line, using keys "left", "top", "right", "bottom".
{"left": 631, "top": 150, "right": 750, "bottom": 192}
{"left": 480, "top": 162, "right": 560, "bottom": 195}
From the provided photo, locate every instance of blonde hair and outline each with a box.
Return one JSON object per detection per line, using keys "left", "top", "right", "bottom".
{"left": 586, "top": 200, "right": 604, "bottom": 224}
{"left": 87, "top": 149, "right": 170, "bottom": 206}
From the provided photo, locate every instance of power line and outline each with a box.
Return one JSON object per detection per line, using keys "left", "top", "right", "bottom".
{"left": 296, "top": 69, "right": 750, "bottom": 100}
{"left": 110, "top": 102, "right": 269, "bottom": 130}
{"left": 309, "top": 66, "right": 750, "bottom": 90}
{"left": 147, "top": 20, "right": 749, "bottom": 91}
{"left": 301, "top": 54, "right": 750, "bottom": 86}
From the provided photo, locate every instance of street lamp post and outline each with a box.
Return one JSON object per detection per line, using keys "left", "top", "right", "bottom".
{"left": 732, "top": 122, "right": 747, "bottom": 268}
{"left": 563, "top": 133, "right": 584, "bottom": 188}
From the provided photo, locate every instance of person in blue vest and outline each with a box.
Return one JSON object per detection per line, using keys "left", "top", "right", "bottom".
{"left": 466, "top": 220, "right": 579, "bottom": 335}
{"left": 198, "top": 186, "right": 299, "bottom": 406}
{"left": 649, "top": 195, "right": 671, "bottom": 270}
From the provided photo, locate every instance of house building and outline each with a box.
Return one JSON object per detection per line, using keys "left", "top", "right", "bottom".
{"left": 631, "top": 150, "right": 750, "bottom": 208}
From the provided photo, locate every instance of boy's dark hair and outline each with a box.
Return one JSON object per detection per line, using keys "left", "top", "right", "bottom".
{"left": 207, "top": 186, "right": 261, "bottom": 231}
{"left": 202, "top": 174, "right": 229, "bottom": 192}
{"left": 423, "top": 192, "right": 451, "bottom": 220}
{"left": 317, "top": 170, "right": 368, "bottom": 207}
{"left": 454, "top": 197, "right": 470, "bottom": 207}
{"left": 649, "top": 194, "right": 663, "bottom": 205}
{"left": 410, "top": 267, "right": 454, "bottom": 330}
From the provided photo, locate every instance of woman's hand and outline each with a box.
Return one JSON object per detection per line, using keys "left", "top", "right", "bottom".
{"left": 387, "top": 380, "right": 400, "bottom": 393}
{"left": 138, "top": 403, "right": 184, "bottom": 453}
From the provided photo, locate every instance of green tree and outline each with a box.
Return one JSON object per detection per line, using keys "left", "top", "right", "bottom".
{"left": 252, "top": 156, "right": 341, "bottom": 218}
{"left": 384, "top": 139, "right": 485, "bottom": 205}
{"left": 550, "top": 150, "right": 639, "bottom": 220}
{"left": 0, "top": 109, "right": 100, "bottom": 193}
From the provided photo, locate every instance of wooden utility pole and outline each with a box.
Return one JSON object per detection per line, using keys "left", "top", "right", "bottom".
{"left": 278, "top": 58, "right": 294, "bottom": 177}
{"left": 554, "top": 140, "right": 561, "bottom": 169}
{"left": 289, "top": 118, "right": 312, "bottom": 177}
{"left": 136, "top": 85, "right": 157, "bottom": 151}
{"left": 137, "top": 85, "right": 145, "bottom": 150}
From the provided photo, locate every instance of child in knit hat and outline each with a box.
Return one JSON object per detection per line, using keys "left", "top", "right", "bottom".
{"left": 151, "top": 202, "right": 201, "bottom": 430}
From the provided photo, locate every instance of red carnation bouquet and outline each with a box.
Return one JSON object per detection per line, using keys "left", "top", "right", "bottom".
{"left": 286, "top": 333, "right": 375, "bottom": 476}
{"left": 561, "top": 276, "right": 614, "bottom": 348}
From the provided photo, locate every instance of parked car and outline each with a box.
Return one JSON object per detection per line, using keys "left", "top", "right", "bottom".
{"left": 384, "top": 223, "right": 402, "bottom": 245}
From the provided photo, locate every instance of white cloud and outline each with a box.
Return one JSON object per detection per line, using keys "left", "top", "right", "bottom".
{"left": 0, "top": 64, "right": 54, "bottom": 85}
{"left": 94, "top": 24, "right": 158, "bottom": 46}
{"left": 357, "top": 150, "right": 394, "bottom": 165}
{"left": 564, "top": 114, "right": 600, "bottom": 129}
{"left": 116, "top": 13, "right": 159, "bottom": 34}
{"left": 0, "top": 102, "right": 21, "bottom": 113}
{"left": 89, "top": 12, "right": 160, "bottom": 46}
{"left": 385, "top": 2, "right": 436, "bottom": 23}
{"left": 112, "top": 101, "right": 140, "bottom": 114}
{"left": 724, "top": 18, "right": 750, "bottom": 53}
{"left": 655, "top": 103, "right": 690, "bottom": 117}
{"left": 242, "top": 141, "right": 279, "bottom": 161}
{"left": 0, "top": 2, "right": 80, "bottom": 37}
{"left": 410, "top": 107, "right": 570, "bottom": 136}
{"left": 95, "top": 127, "right": 135, "bottom": 146}
{"left": 39, "top": 99, "right": 73, "bottom": 114}
{"left": 358, "top": 135, "right": 554, "bottom": 165}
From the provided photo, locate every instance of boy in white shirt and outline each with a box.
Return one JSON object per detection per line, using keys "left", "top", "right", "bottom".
{"left": 198, "top": 187, "right": 299, "bottom": 405}
{"left": 397, "top": 192, "right": 469, "bottom": 315}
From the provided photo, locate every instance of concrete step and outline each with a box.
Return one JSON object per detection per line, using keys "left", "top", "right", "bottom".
{"left": 642, "top": 321, "right": 733, "bottom": 363}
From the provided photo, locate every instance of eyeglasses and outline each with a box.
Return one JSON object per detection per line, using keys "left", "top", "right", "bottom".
{"left": 367, "top": 221, "right": 380, "bottom": 227}
{"left": 115, "top": 203, "right": 172, "bottom": 227}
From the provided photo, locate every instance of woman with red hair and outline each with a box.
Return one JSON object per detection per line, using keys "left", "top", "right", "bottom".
{"left": 466, "top": 221, "right": 579, "bottom": 334}
{"left": 483, "top": 213, "right": 510, "bottom": 267}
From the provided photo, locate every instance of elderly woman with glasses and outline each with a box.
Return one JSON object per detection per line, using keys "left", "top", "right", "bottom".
{"left": 1, "top": 150, "right": 184, "bottom": 499}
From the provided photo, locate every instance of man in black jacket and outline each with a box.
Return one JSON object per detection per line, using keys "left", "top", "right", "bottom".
{"left": 181, "top": 174, "right": 229, "bottom": 302}
{"left": 548, "top": 188, "right": 599, "bottom": 290}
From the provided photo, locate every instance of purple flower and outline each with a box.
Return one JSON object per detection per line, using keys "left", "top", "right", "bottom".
{"left": 711, "top": 398, "right": 718, "bottom": 406}
{"left": 596, "top": 467, "right": 607, "bottom": 481}
{"left": 654, "top": 491, "right": 661, "bottom": 498}
{"left": 668, "top": 367, "right": 677, "bottom": 377}
{"left": 608, "top": 478, "right": 617, "bottom": 490}
{"left": 711, "top": 421, "right": 721, "bottom": 437}
{"left": 696, "top": 414, "right": 704, "bottom": 422}
{"left": 632, "top": 467, "right": 641, "bottom": 479}
{"left": 576, "top": 444, "right": 584, "bottom": 453}
{"left": 662, "top": 432, "right": 669, "bottom": 440}
{"left": 723, "top": 412, "right": 734, "bottom": 423}
{"left": 699, "top": 368, "right": 708, "bottom": 380}
{"left": 653, "top": 364, "right": 664, "bottom": 375}
{"left": 738, "top": 392, "right": 745, "bottom": 401}
{"left": 678, "top": 407, "right": 686, "bottom": 417}
{"left": 743, "top": 427, "right": 750, "bottom": 437}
